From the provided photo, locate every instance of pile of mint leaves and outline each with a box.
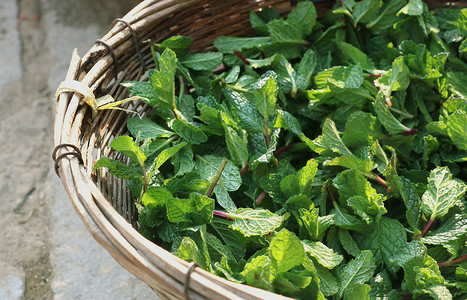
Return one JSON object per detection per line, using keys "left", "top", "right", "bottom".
{"left": 93, "top": 1, "right": 467, "bottom": 299}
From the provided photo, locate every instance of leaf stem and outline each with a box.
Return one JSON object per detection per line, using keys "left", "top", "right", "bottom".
{"left": 213, "top": 209, "right": 233, "bottom": 221}
{"left": 437, "top": 254, "right": 467, "bottom": 268}
{"left": 178, "top": 75, "right": 185, "bottom": 103}
{"left": 207, "top": 158, "right": 228, "bottom": 198}
{"left": 388, "top": 107, "right": 414, "bottom": 119}
{"left": 273, "top": 143, "right": 298, "bottom": 157}
{"left": 264, "top": 119, "right": 270, "bottom": 148}
{"left": 326, "top": 185, "right": 337, "bottom": 204}
{"left": 255, "top": 191, "right": 267, "bottom": 205}
{"left": 233, "top": 50, "right": 250, "bottom": 65}
{"left": 415, "top": 218, "right": 436, "bottom": 240}
{"left": 142, "top": 164, "right": 149, "bottom": 194}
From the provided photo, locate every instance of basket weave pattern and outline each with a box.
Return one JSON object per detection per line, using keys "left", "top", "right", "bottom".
{"left": 53, "top": 0, "right": 463, "bottom": 299}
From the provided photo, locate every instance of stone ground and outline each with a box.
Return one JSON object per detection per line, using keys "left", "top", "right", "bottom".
{"left": 0, "top": 0, "right": 158, "bottom": 299}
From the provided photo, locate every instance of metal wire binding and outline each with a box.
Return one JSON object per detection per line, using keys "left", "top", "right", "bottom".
{"left": 111, "top": 18, "right": 146, "bottom": 72}
{"left": 184, "top": 262, "right": 198, "bottom": 300}
{"left": 95, "top": 39, "right": 119, "bottom": 81}
{"left": 52, "top": 143, "right": 84, "bottom": 177}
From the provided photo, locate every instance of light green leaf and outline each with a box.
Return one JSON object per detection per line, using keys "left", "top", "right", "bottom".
{"left": 397, "top": 0, "right": 423, "bottom": 16}
{"left": 338, "top": 229, "right": 361, "bottom": 258}
{"left": 447, "top": 110, "right": 467, "bottom": 151}
{"left": 358, "top": 217, "right": 407, "bottom": 271}
{"left": 298, "top": 207, "right": 320, "bottom": 241}
{"left": 420, "top": 214, "right": 467, "bottom": 245}
{"left": 253, "top": 72, "right": 278, "bottom": 120}
{"left": 127, "top": 117, "right": 173, "bottom": 140}
{"left": 228, "top": 208, "right": 285, "bottom": 237}
{"left": 223, "top": 89, "right": 263, "bottom": 134}
{"left": 315, "top": 264, "right": 339, "bottom": 297}
{"left": 297, "top": 160, "right": 318, "bottom": 196}
{"left": 214, "top": 36, "right": 271, "bottom": 53}
{"left": 269, "top": 229, "right": 304, "bottom": 276}
{"left": 343, "top": 284, "right": 371, "bottom": 300}
{"left": 338, "top": 250, "right": 376, "bottom": 298}
{"left": 319, "top": 118, "right": 353, "bottom": 156}
{"left": 342, "top": 111, "right": 383, "bottom": 148}
{"left": 296, "top": 49, "right": 317, "bottom": 91}
{"left": 287, "top": 1, "right": 317, "bottom": 36}
{"left": 158, "top": 36, "right": 192, "bottom": 57}
{"left": 181, "top": 52, "right": 223, "bottom": 71}
{"left": 325, "top": 156, "right": 373, "bottom": 175}
{"left": 396, "top": 176, "right": 422, "bottom": 230}
{"left": 148, "top": 142, "right": 186, "bottom": 178}
{"left": 177, "top": 236, "right": 209, "bottom": 271}
{"left": 302, "top": 240, "right": 344, "bottom": 269}
{"left": 421, "top": 166, "right": 467, "bottom": 219}
{"left": 375, "top": 92, "right": 411, "bottom": 134}
{"left": 314, "top": 65, "right": 364, "bottom": 90}
{"left": 221, "top": 114, "right": 249, "bottom": 167}
{"left": 241, "top": 255, "right": 273, "bottom": 291}
{"left": 110, "top": 136, "right": 146, "bottom": 166}
{"left": 170, "top": 119, "right": 208, "bottom": 144}
{"left": 248, "top": 54, "right": 280, "bottom": 69}
{"left": 171, "top": 145, "right": 195, "bottom": 176}
{"left": 377, "top": 57, "right": 410, "bottom": 97}
{"left": 166, "top": 193, "right": 214, "bottom": 225}
{"left": 93, "top": 157, "right": 143, "bottom": 181}
{"left": 151, "top": 48, "right": 177, "bottom": 109}
{"left": 458, "top": 8, "right": 467, "bottom": 35}
{"left": 337, "top": 42, "right": 375, "bottom": 71}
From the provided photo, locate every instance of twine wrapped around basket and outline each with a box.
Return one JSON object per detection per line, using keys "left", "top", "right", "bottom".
{"left": 53, "top": 1, "right": 465, "bottom": 299}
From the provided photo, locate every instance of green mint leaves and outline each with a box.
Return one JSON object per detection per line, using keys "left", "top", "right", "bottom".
{"left": 93, "top": 2, "right": 467, "bottom": 298}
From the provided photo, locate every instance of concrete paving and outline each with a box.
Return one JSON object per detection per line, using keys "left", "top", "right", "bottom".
{"left": 0, "top": 0, "right": 158, "bottom": 298}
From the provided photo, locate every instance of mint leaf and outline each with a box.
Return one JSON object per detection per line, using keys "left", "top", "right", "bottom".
{"left": 377, "top": 57, "right": 410, "bottom": 97}
{"left": 337, "top": 42, "right": 375, "bottom": 71}
{"left": 314, "top": 65, "right": 364, "bottom": 90}
{"left": 375, "top": 92, "right": 411, "bottom": 134}
{"left": 333, "top": 169, "right": 386, "bottom": 217}
{"left": 343, "top": 284, "right": 371, "bottom": 300}
{"left": 358, "top": 217, "right": 407, "bottom": 271}
{"left": 338, "top": 228, "right": 361, "bottom": 257}
{"left": 170, "top": 119, "right": 208, "bottom": 144}
{"left": 253, "top": 72, "right": 277, "bottom": 120}
{"left": 228, "top": 208, "right": 285, "bottom": 237}
{"left": 396, "top": 176, "right": 422, "bottom": 230}
{"left": 158, "top": 36, "right": 192, "bottom": 57}
{"left": 181, "top": 52, "right": 223, "bottom": 71}
{"left": 110, "top": 136, "right": 146, "bottom": 166}
{"left": 420, "top": 214, "right": 467, "bottom": 245}
{"left": 342, "top": 111, "right": 383, "bottom": 148}
{"left": 149, "top": 142, "right": 186, "bottom": 177}
{"left": 177, "top": 236, "right": 210, "bottom": 271}
{"left": 241, "top": 255, "right": 273, "bottom": 291}
{"left": 221, "top": 114, "right": 249, "bottom": 167}
{"left": 421, "top": 166, "right": 467, "bottom": 219}
{"left": 318, "top": 118, "right": 353, "bottom": 156}
{"left": 151, "top": 48, "right": 177, "bottom": 109}
{"left": 447, "top": 110, "right": 467, "bottom": 151}
{"left": 223, "top": 89, "right": 263, "bottom": 134}
{"left": 269, "top": 229, "right": 304, "bottom": 276}
{"left": 302, "top": 240, "right": 343, "bottom": 269}
{"left": 197, "top": 155, "right": 240, "bottom": 211}
{"left": 315, "top": 264, "right": 339, "bottom": 297}
{"left": 171, "top": 145, "right": 195, "bottom": 176}
{"left": 398, "top": 0, "right": 424, "bottom": 16}
{"left": 127, "top": 117, "right": 173, "bottom": 140}
{"left": 286, "top": 1, "right": 316, "bottom": 36}
{"left": 93, "top": 157, "right": 143, "bottom": 180}
{"left": 166, "top": 193, "right": 214, "bottom": 225}
{"left": 214, "top": 36, "right": 271, "bottom": 53}
{"left": 337, "top": 250, "right": 376, "bottom": 298}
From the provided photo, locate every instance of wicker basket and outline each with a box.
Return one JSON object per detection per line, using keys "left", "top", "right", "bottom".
{"left": 53, "top": 1, "right": 464, "bottom": 299}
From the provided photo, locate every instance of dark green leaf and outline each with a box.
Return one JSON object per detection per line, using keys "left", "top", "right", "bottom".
{"left": 93, "top": 157, "right": 143, "bottom": 180}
